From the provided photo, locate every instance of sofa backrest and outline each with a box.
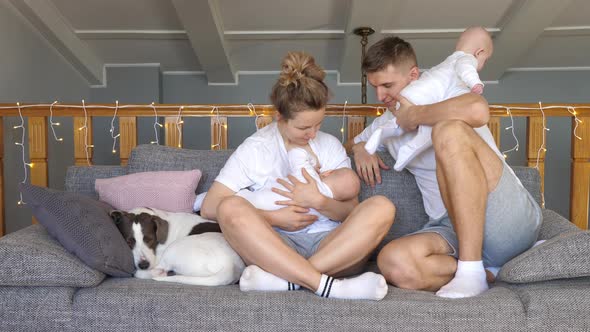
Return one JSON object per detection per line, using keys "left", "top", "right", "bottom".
{"left": 66, "top": 144, "right": 542, "bottom": 244}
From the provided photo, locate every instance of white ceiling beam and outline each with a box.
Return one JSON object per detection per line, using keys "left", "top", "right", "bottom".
{"left": 171, "top": 0, "right": 235, "bottom": 84}
{"left": 481, "top": 0, "right": 575, "bottom": 81}
{"left": 7, "top": 0, "right": 104, "bottom": 85}
{"left": 338, "top": 0, "right": 393, "bottom": 83}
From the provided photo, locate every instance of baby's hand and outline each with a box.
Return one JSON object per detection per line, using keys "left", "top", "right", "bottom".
{"left": 471, "top": 84, "right": 484, "bottom": 94}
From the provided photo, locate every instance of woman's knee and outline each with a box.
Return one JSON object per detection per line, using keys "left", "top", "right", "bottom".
{"left": 217, "top": 196, "right": 252, "bottom": 228}
{"left": 362, "top": 195, "right": 396, "bottom": 229}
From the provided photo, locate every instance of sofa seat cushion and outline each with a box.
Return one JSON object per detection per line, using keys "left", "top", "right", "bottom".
{"left": 0, "top": 224, "right": 105, "bottom": 287}
{"left": 20, "top": 183, "right": 135, "bottom": 277}
{"left": 503, "top": 278, "right": 590, "bottom": 331}
{"left": 0, "top": 285, "right": 75, "bottom": 332}
{"left": 72, "top": 276, "right": 525, "bottom": 331}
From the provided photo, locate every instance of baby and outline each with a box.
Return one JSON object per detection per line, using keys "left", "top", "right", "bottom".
{"left": 236, "top": 147, "right": 359, "bottom": 233}
{"left": 364, "top": 26, "right": 494, "bottom": 171}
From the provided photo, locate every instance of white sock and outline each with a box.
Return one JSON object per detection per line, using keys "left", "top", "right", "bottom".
{"left": 394, "top": 125, "right": 433, "bottom": 171}
{"left": 314, "top": 272, "right": 388, "bottom": 301}
{"left": 239, "top": 265, "right": 300, "bottom": 292}
{"left": 436, "top": 260, "right": 488, "bottom": 299}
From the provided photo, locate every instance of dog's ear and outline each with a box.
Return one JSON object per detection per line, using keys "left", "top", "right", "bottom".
{"left": 110, "top": 210, "right": 125, "bottom": 225}
{"left": 153, "top": 216, "right": 169, "bottom": 244}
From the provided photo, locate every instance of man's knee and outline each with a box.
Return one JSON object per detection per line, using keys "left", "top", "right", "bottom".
{"left": 377, "top": 243, "right": 423, "bottom": 290}
{"left": 432, "top": 120, "right": 473, "bottom": 157}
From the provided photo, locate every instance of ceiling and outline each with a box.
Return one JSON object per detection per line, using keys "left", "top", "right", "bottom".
{"left": 7, "top": 0, "right": 590, "bottom": 85}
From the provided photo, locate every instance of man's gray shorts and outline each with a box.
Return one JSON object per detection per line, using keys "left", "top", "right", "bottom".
{"left": 277, "top": 230, "right": 332, "bottom": 259}
{"left": 411, "top": 163, "right": 543, "bottom": 267}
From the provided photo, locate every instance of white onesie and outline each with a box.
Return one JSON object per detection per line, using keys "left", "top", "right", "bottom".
{"left": 364, "top": 51, "right": 484, "bottom": 171}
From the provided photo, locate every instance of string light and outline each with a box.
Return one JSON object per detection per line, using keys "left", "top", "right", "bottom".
{"left": 248, "top": 103, "right": 262, "bottom": 131}
{"left": 535, "top": 102, "right": 550, "bottom": 170}
{"left": 500, "top": 107, "right": 519, "bottom": 159}
{"left": 109, "top": 100, "right": 120, "bottom": 154}
{"left": 175, "top": 106, "right": 184, "bottom": 148}
{"left": 150, "top": 102, "right": 162, "bottom": 145}
{"left": 14, "top": 103, "right": 30, "bottom": 206}
{"left": 210, "top": 106, "right": 222, "bottom": 150}
{"left": 48, "top": 101, "right": 63, "bottom": 142}
{"left": 340, "top": 101, "right": 348, "bottom": 143}
{"left": 568, "top": 107, "right": 583, "bottom": 140}
{"left": 79, "top": 100, "right": 93, "bottom": 166}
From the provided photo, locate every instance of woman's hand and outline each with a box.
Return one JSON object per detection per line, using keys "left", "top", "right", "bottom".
{"left": 352, "top": 142, "right": 390, "bottom": 187}
{"left": 272, "top": 169, "right": 326, "bottom": 210}
{"left": 262, "top": 206, "right": 317, "bottom": 232}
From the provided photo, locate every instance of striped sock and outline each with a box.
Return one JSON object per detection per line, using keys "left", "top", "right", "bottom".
{"left": 315, "top": 272, "right": 388, "bottom": 301}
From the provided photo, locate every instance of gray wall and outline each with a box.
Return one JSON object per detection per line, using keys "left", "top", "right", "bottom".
{"left": 1, "top": 0, "right": 588, "bottom": 233}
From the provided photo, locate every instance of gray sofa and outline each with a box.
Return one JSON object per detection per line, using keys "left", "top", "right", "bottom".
{"left": 1, "top": 143, "right": 589, "bottom": 332}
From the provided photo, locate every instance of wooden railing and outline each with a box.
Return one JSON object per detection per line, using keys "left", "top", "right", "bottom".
{"left": 0, "top": 103, "right": 588, "bottom": 236}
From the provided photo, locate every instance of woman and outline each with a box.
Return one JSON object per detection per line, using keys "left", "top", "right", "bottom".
{"left": 201, "top": 51, "right": 396, "bottom": 301}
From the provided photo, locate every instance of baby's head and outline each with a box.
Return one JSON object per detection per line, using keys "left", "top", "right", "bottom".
{"left": 456, "top": 27, "right": 493, "bottom": 71}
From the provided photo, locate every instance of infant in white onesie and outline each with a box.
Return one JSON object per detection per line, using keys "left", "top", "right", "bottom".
{"left": 236, "top": 147, "right": 358, "bottom": 233}
{"left": 364, "top": 27, "right": 494, "bottom": 171}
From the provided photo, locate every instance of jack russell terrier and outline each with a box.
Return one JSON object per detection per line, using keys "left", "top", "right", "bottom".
{"left": 110, "top": 207, "right": 245, "bottom": 286}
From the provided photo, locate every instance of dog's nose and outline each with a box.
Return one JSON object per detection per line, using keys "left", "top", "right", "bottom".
{"left": 138, "top": 260, "right": 150, "bottom": 270}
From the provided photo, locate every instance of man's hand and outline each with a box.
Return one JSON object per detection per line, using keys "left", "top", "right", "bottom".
{"left": 351, "top": 142, "right": 390, "bottom": 187}
{"left": 272, "top": 169, "right": 325, "bottom": 210}
{"left": 471, "top": 84, "right": 484, "bottom": 95}
{"left": 391, "top": 96, "right": 418, "bottom": 132}
{"left": 262, "top": 206, "right": 317, "bottom": 232}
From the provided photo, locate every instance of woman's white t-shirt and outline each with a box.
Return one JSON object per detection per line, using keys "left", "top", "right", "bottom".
{"left": 215, "top": 122, "right": 351, "bottom": 233}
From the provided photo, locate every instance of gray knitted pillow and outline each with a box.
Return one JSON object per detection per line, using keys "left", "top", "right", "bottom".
{"left": 499, "top": 230, "right": 590, "bottom": 283}
{"left": 20, "top": 183, "right": 134, "bottom": 277}
{"left": 0, "top": 224, "right": 105, "bottom": 287}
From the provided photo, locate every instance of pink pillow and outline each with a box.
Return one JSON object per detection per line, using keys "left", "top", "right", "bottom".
{"left": 95, "top": 170, "right": 201, "bottom": 213}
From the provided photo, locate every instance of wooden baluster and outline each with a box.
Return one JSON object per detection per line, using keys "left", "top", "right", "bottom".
{"left": 211, "top": 116, "right": 228, "bottom": 150}
{"left": 347, "top": 116, "right": 366, "bottom": 142}
{"left": 0, "top": 117, "right": 4, "bottom": 236}
{"left": 526, "top": 117, "right": 546, "bottom": 207}
{"left": 570, "top": 115, "right": 590, "bottom": 229}
{"left": 118, "top": 117, "right": 137, "bottom": 165}
{"left": 28, "top": 116, "right": 48, "bottom": 224}
{"left": 488, "top": 117, "right": 501, "bottom": 149}
{"left": 73, "top": 116, "right": 93, "bottom": 166}
{"left": 164, "top": 116, "right": 182, "bottom": 148}
{"left": 256, "top": 116, "right": 273, "bottom": 129}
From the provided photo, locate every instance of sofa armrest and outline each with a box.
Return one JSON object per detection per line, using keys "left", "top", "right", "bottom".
{"left": 65, "top": 166, "right": 127, "bottom": 199}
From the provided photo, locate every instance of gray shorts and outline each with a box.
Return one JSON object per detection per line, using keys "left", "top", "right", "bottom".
{"left": 411, "top": 163, "right": 542, "bottom": 267}
{"left": 277, "top": 231, "right": 332, "bottom": 259}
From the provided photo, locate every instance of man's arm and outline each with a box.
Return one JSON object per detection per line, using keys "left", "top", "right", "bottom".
{"left": 394, "top": 92, "right": 489, "bottom": 131}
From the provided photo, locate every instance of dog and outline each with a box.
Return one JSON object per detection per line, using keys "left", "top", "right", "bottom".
{"left": 110, "top": 207, "right": 245, "bottom": 286}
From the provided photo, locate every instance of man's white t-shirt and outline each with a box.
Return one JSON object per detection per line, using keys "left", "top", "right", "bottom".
{"left": 354, "top": 99, "right": 503, "bottom": 220}
{"left": 216, "top": 122, "right": 351, "bottom": 233}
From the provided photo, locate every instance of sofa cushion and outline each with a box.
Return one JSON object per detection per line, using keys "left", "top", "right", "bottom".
{"left": 20, "top": 183, "right": 134, "bottom": 277}
{"left": 95, "top": 169, "right": 201, "bottom": 213}
{"left": 72, "top": 276, "right": 525, "bottom": 332}
{"left": 127, "top": 144, "right": 234, "bottom": 194}
{"left": 498, "top": 229, "right": 590, "bottom": 283}
{"left": 0, "top": 224, "right": 105, "bottom": 287}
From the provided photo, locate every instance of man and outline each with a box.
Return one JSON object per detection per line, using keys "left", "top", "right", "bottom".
{"left": 346, "top": 36, "right": 542, "bottom": 298}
